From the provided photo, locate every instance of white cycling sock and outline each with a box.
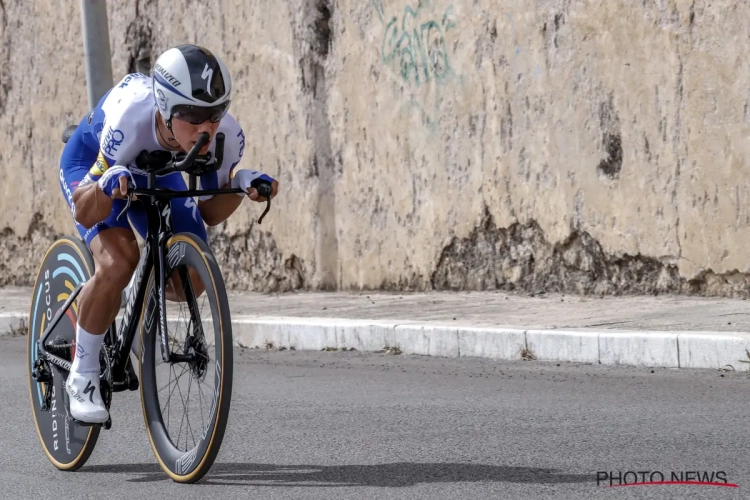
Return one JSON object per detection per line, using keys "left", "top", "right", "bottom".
{"left": 71, "top": 324, "right": 104, "bottom": 374}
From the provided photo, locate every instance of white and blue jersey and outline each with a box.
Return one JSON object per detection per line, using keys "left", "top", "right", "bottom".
{"left": 59, "top": 73, "right": 247, "bottom": 246}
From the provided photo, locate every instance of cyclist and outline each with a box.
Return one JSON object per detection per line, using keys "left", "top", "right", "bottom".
{"left": 58, "top": 44, "right": 278, "bottom": 423}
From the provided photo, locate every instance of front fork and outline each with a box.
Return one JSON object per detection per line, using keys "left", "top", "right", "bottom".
{"left": 155, "top": 232, "right": 206, "bottom": 367}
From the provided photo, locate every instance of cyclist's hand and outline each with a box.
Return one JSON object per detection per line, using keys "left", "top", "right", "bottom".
{"left": 231, "top": 169, "right": 278, "bottom": 203}
{"left": 248, "top": 180, "right": 278, "bottom": 202}
{"left": 97, "top": 166, "right": 135, "bottom": 200}
{"left": 112, "top": 175, "right": 138, "bottom": 200}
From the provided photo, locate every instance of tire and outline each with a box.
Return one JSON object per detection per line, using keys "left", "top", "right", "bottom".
{"left": 27, "top": 236, "right": 101, "bottom": 470}
{"left": 138, "top": 232, "right": 233, "bottom": 483}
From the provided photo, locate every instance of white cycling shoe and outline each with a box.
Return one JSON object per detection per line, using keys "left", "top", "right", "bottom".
{"left": 65, "top": 370, "right": 109, "bottom": 424}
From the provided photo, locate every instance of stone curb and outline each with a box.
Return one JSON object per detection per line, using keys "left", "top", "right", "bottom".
{"left": 230, "top": 317, "right": 750, "bottom": 370}
{"left": 4, "top": 312, "right": 750, "bottom": 371}
{"left": 0, "top": 313, "right": 27, "bottom": 336}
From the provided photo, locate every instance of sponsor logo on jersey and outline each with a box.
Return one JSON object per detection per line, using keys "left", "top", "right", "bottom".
{"left": 154, "top": 63, "right": 181, "bottom": 87}
{"left": 119, "top": 75, "right": 134, "bottom": 88}
{"left": 102, "top": 127, "right": 125, "bottom": 157}
{"left": 117, "top": 73, "right": 147, "bottom": 89}
{"left": 89, "top": 151, "right": 110, "bottom": 177}
{"left": 59, "top": 168, "right": 76, "bottom": 217}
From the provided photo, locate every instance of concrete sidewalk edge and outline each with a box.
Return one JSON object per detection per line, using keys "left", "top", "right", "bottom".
{"left": 4, "top": 312, "right": 750, "bottom": 371}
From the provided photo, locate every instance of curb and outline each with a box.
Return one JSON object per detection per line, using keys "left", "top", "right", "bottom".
{"left": 229, "top": 317, "right": 750, "bottom": 371}
{"left": 5, "top": 312, "right": 750, "bottom": 371}
{"left": 0, "top": 313, "right": 27, "bottom": 336}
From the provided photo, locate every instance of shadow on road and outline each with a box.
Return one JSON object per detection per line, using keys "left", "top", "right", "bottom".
{"left": 83, "top": 462, "right": 592, "bottom": 486}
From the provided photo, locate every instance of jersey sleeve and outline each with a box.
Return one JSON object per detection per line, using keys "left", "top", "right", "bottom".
{"left": 87, "top": 119, "right": 140, "bottom": 181}
{"left": 85, "top": 83, "right": 147, "bottom": 182}
{"left": 198, "top": 118, "right": 246, "bottom": 201}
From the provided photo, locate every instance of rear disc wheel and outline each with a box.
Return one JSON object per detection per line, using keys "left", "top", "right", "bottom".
{"left": 27, "top": 236, "right": 100, "bottom": 470}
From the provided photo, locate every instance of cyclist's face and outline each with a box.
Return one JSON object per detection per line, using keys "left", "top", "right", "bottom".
{"left": 171, "top": 116, "right": 221, "bottom": 154}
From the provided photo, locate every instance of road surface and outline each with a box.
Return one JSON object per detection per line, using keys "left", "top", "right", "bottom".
{"left": 2, "top": 334, "right": 748, "bottom": 499}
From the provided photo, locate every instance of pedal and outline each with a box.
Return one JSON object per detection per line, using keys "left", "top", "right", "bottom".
{"left": 31, "top": 367, "right": 52, "bottom": 384}
{"left": 32, "top": 359, "right": 53, "bottom": 383}
{"left": 66, "top": 415, "right": 111, "bottom": 429}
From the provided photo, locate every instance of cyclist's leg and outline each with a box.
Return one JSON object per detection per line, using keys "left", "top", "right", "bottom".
{"left": 59, "top": 159, "right": 140, "bottom": 422}
{"left": 128, "top": 171, "right": 208, "bottom": 302}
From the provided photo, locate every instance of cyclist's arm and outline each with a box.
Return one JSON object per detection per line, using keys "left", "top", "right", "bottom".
{"left": 73, "top": 112, "right": 139, "bottom": 228}
{"left": 197, "top": 182, "right": 244, "bottom": 226}
{"left": 72, "top": 182, "right": 114, "bottom": 229}
{"left": 196, "top": 121, "right": 246, "bottom": 226}
{"left": 197, "top": 169, "right": 278, "bottom": 226}
{"left": 196, "top": 119, "right": 277, "bottom": 226}
{"left": 72, "top": 150, "right": 133, "bottom": 228}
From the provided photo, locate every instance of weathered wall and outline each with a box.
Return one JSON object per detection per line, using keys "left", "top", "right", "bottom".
{"left": 2, "top": 0, "right": 750, "bottom": 296}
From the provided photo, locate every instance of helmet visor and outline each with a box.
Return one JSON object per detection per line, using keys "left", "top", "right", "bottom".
{"left": 172, "top": 101, "right": 230, "bottom": 125}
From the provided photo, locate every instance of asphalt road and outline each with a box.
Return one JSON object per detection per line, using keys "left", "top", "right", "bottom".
{"left": 2, "top": 333, "right": 749, "bottom": 499}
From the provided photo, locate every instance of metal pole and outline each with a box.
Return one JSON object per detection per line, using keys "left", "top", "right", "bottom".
{"left": 80, "top": 0, "right": 113, "bottom": 109}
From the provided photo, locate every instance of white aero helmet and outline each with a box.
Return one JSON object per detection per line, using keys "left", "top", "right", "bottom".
{"left": 152, "top": 44, "right": 232, "bottom": 128}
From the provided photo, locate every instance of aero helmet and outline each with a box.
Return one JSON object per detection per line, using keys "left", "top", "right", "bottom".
{"left": 151, "top": 44, "right": 232, "bottom": 128}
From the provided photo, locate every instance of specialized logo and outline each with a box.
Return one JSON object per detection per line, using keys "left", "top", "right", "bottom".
{"left": 184, "top": 198, "right": 199, "bottom": 223}
{"left": 102, "top": 127, "right": 125, "bottom": 157}
{"left": 155, "top": 63, "right": 181, "bottom": 87}
{"left": 201, "top": 63, "right": 214, "bottom": 96}
{"left": 161, "top": 204, "right": 172, "bottom": 232}
{"left": 82, "top": 380, "right": 95, "bottom": 403}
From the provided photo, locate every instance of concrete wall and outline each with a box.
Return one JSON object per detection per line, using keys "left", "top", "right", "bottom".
{"left": 2, "top": 0, "right": 750, "bottom": 296}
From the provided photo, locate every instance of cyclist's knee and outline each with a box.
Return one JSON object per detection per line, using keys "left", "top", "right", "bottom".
{"left": 90, "top": 229, "right": 140, "bottom": 291}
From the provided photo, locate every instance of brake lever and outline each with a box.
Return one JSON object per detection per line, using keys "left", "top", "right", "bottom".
{"left": 116, "top": 180, "right": 138, "bottom": 221}
{"left": 257, "top": 198, "right": 271, "bottom": 224}
{"left": 256, "top": 184, "right": 273, "bottom": 225}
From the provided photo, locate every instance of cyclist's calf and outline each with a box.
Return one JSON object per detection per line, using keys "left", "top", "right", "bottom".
{"left": 166, "top": 267, "right": 206, "bottom": 302}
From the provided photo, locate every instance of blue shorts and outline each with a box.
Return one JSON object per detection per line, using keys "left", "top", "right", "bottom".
{"left": 58, "top": 127, "right": 208, "bottom": 247}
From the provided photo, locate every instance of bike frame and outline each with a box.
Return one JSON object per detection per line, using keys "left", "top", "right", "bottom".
{"left": 35, "top": 131, "right": 271, "bottom": 384}
{"left": 36, "top": 184, "right": 236, "bottom": 378}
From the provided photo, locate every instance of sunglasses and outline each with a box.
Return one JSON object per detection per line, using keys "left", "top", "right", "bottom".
{"left": 172, "top": 101, "right": 230, "bottom": 125}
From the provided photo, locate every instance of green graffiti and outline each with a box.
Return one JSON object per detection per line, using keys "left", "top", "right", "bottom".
{"left": 373, "top": 0, "right": 457, "bottom": 87}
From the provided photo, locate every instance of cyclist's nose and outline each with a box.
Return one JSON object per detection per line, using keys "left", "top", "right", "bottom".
{"left": 195, "top": 120, "right": 213, "bottom": 137}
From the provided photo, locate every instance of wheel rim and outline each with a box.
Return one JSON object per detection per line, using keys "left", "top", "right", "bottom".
{"left": 139, "top": 236, "right": 230, "bottom": 481}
